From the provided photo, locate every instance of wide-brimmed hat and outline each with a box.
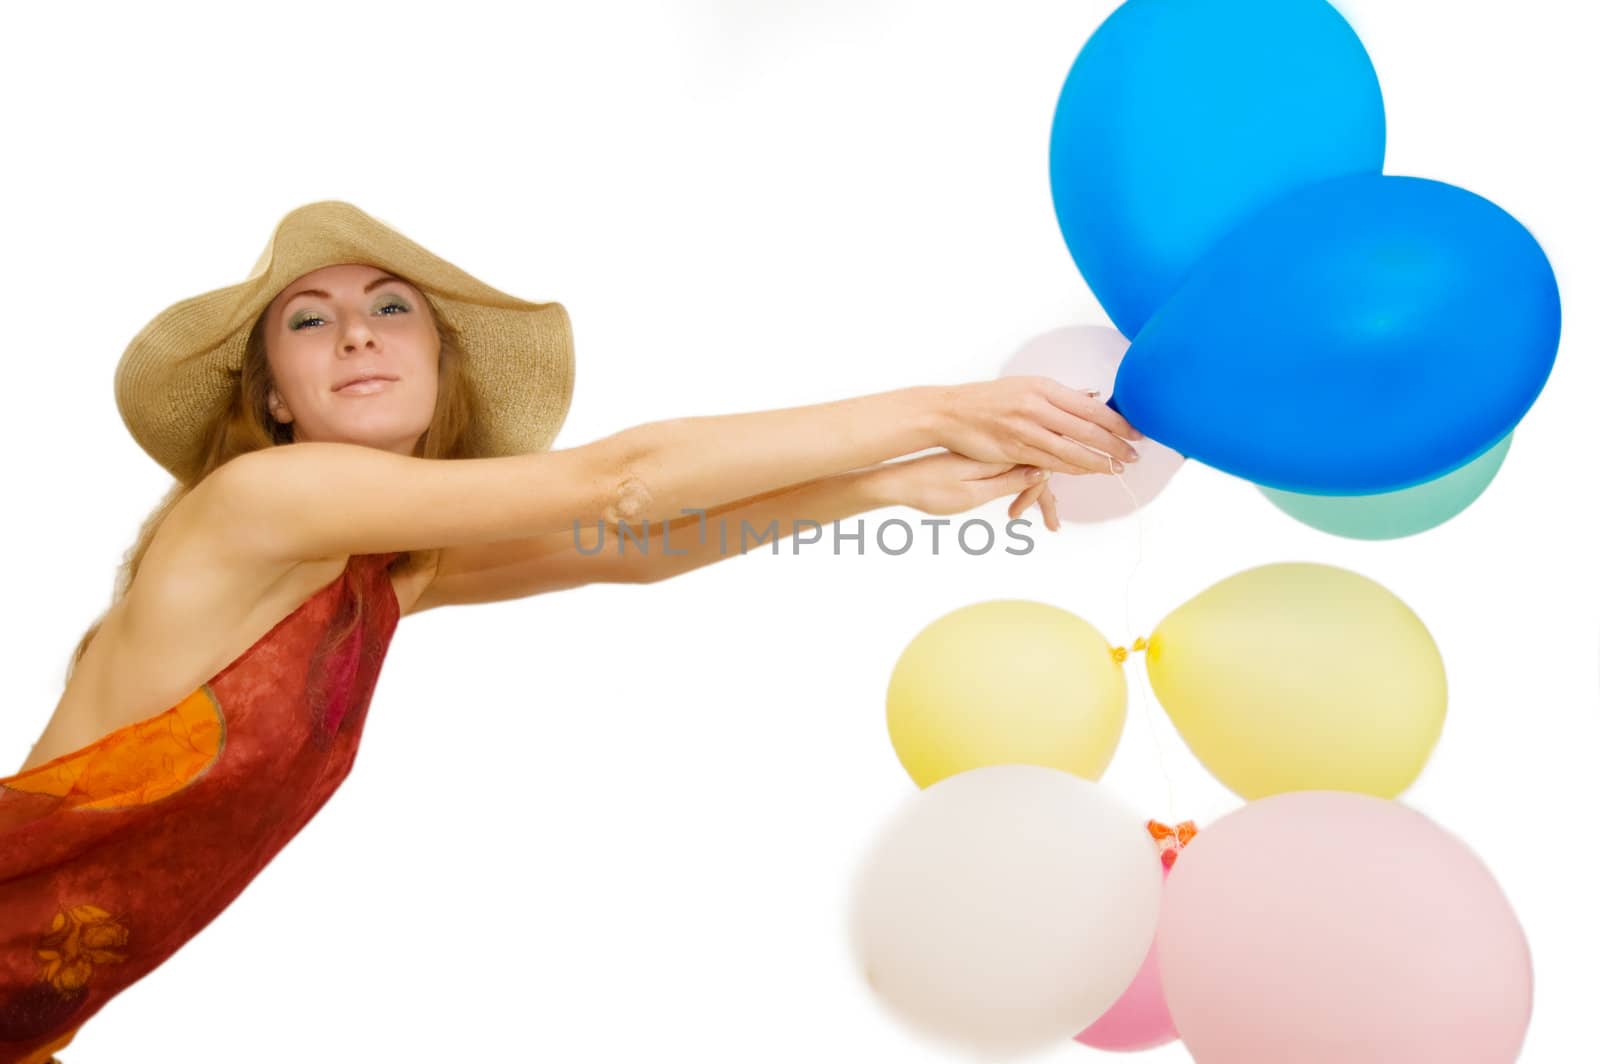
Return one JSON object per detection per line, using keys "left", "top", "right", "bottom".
{"left": 114, "top": 200, "right": 574, "bottom": 482}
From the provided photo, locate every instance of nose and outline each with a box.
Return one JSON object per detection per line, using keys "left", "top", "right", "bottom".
{"left": 339, "top": 317, "right": 378, "bottom": 353}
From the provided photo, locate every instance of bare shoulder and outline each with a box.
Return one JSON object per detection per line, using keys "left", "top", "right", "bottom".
{"left": 133, "top": 471, "right": 327, "bottom": 627}
{"left": 141, "top": 477, "right": 444, "bottom": 622}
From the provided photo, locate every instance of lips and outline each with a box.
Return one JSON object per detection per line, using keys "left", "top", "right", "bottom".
{"left": 333, "top": 374, "right": 398, "bottom": 392}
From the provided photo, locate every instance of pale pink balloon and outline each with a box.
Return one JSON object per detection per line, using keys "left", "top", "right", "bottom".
{"left": 998, "top": 325, "right": 1184, "bottom": 522}
{"left": 1074, "top": 865, "right": 1179, "bottom": 1052}
{"left": 1159, "top": 792, "right": 1532, "bottom": 1063}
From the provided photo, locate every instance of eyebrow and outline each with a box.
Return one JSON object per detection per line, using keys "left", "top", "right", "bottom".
{"left": 281, "top": 274, "right": 412, "bottom": 309}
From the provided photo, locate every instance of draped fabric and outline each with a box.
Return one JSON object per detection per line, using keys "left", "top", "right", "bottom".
{"left": 0, "top": 552, "right": 403, "bottom": 1063}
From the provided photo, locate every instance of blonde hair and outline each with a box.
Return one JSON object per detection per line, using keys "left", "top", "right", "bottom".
{"left": 66, "top": 281, "right": 484, "bottom": 684}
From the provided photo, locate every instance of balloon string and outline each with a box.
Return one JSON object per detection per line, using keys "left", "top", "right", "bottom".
{"left": 1109, "top": 466, "right": 1178, "bottom": 825}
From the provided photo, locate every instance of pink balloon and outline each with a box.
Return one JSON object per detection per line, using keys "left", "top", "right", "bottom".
{"left": 998, "top": 325, "right": 1184, "bottom": 523}
{"left": 1159, "top": 792, "right": 1532, "bottom": 1063}
{"left": 1075, "top": 865, "right": 1179, "bottom": 1052}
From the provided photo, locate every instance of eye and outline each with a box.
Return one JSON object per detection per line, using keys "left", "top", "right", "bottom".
{"left": 289, "top": 298, "right": 410, "bottom": 331}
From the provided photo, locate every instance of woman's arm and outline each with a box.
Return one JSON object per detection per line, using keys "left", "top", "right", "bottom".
{"left": 602, "top": 386, "right": 943, "bottom": 528}
{"left": 608, "top": 377, "right": 1140, "bottom": 529}
{"left": 411, "top": 452, "right": 1057, "bottom": 607}
{"left": 409, "top": 467, "right": 887, "bottom": 609}
{"left": 616, "top": 466, "right": 886, "bottom": 584}
{"left": 611, "top": 450, "right": 1058, "bottom": 584}
{"left": 209, "top": 378, "right": 1130, "bottom": 565}
{"left": 209, "top": 386, "right": 941, "bottom": 564}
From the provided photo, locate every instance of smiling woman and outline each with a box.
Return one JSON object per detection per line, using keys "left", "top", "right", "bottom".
{"left": 0, "top": 200, "right": 1140, "bottom": 1061}
{"left": 264, "top": 265, "right": 443, "bottom": 451}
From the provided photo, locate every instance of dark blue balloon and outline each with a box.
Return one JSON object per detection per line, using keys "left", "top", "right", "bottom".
{"left": 1050, "top": 0, "right": 1386, "bottom": 339}
{"left": 1111, "top": 175, "right": 1561, "bottom": 495}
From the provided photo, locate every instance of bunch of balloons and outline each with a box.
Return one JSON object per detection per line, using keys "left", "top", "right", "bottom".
{"left": 849, "top": 3, "right": 1549, "bottom": 1057}
{"left": 1015, "top": 0, "right": 1561, "bottom": 538}
{"left": 847, "top": 564, "right": 1533, "bottom": 1061}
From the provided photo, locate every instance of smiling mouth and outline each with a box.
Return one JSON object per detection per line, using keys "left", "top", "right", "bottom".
{"left": 335, "top": 378, "right": 396, "bottom": 395}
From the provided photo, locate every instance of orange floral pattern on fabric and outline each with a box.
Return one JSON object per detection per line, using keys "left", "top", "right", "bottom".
{"left": 35, "top": 906, "right": 130, "bottom": 996}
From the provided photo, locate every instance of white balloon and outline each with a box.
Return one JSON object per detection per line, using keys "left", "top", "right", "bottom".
{"left": 848, "top": 765, "right": 1163, "bottom": 1059}
{"left": 999, "top": 325, "right": 1185, "bottom": 523}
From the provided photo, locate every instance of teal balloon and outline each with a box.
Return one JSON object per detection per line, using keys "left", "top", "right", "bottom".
{"left": 1260, "top": 432, "right": 1513, "bottom": 539}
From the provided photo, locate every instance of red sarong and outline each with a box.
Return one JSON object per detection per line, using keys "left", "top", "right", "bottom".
{"left": 0, "top": 552, "right": 402, "bottom": 1062}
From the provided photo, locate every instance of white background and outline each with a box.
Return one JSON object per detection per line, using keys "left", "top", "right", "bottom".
{"left": 1, "top": 0, "right": 1593, "bottom": 1060}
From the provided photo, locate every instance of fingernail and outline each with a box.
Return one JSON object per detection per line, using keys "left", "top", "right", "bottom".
{"left": 1027, "top": 468, "right": 1046, "bottom": 481}
{"left": 1127, "top": 449, "right": 1141, "bottom": 462}
{"left": 1112, "top": 460, "right": 1125, "bottom": 473}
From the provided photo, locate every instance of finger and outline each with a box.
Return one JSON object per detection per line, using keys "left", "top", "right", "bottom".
{"left": 978, "top": 463, "right": 1048, "bottom": 489}
{"left": 1004, "top": 480, "right": 1043, "bottom": 515}
{"left": 1017, "top": 427, "right": 1127, "bottom": 476}
{"left": 1008, "top": 479, "right": 1046, "bottom": 519}
{"left": 1042, "top": 379, "right": 1144, "bottom": 441}
{"left": 898, "top": 452, "right": 1010, "bottom": 487}
{"left": 1030, "top": 405, "right": 1141, "bottom": 464}
{"left": 987, "top": 464, "right": 1045, "bottom": 505}
{"left": 1038, "top": 484, "right": 1060, "bottom": 531}
{"left": 914, "top": 450, "right": 1015, "bottom": 480}
{"left": 960, "top": 457, "right": 1023, "bottom": 480}
{"left": 995, "top": 435, "right": 1091, "bottom": 476}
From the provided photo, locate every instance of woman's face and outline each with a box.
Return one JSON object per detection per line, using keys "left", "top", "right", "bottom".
{"left": 262, "top": 262, "right": 441, "bottom": 456}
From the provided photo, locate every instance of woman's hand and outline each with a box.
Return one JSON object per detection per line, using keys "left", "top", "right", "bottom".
{"left": 929, "top": 377, "right": 1143, "bottom": 477}
{"left": 868, "top": 450, "right": 1061, "bottom": 531}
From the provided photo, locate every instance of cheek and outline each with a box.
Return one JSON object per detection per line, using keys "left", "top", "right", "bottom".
{"left": 269, "top": 353, "right": 319, "bottom": 398}
{"left": 418, "top": 369, "right": 443, "bottom": 410}
{"left": 409, "top": 331, "right": 443, "bottom": 377}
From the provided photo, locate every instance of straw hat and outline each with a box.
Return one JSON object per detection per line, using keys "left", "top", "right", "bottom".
{"left": 114, "top": 200, "right": 574, "bottom": 482}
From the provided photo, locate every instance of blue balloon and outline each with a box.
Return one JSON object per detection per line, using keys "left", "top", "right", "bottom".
{"left": 1110, "top": 175, "right": 1561, "bottom": 495}
{"left": 1050, "top": 0, "right": 1386, "bottom": 339}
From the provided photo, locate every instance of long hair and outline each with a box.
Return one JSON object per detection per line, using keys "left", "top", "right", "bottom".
{"left": 65, "top": 282, "right": 484, "bottom": 684}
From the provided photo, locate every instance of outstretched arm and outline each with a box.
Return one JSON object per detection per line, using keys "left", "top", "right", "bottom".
{"left": 408, "top": 467, "right": 885, "bottom": 608}
{"left": 602, "top": 386, "right": 940, "bottom": 528}
{"left": 409, "top": 453, "right": 1058, "bottom": 608}
{"left": 600, "top": 377, "right": 1137, "bottom": 528}
{"left": 620, "top": 452, "right": 1058, "bottom": 584}
{"left": 211, "top": 377, "right": 1136, "bottom": 565}
{"left": 613, "top": 466, "right": 885, "bottom": 584}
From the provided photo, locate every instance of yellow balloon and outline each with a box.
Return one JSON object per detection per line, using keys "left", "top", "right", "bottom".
{"left": 886, "top": 600, "right": 1126, "bottom": 788}
{"left": 1146, "top": 563, "right": 1446, "bottom": 800}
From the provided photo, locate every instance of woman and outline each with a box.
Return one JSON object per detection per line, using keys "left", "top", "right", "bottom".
{"left": 0, "top": 201, "right": 1142, "bottom": 1062}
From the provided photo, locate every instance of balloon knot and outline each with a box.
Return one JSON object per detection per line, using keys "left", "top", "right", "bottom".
{"left": 1147, "top": 819, "right": 1198, "bottom": 869}
{"left": 1111, "top": 636, "right": 1149, "bottom": 664}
